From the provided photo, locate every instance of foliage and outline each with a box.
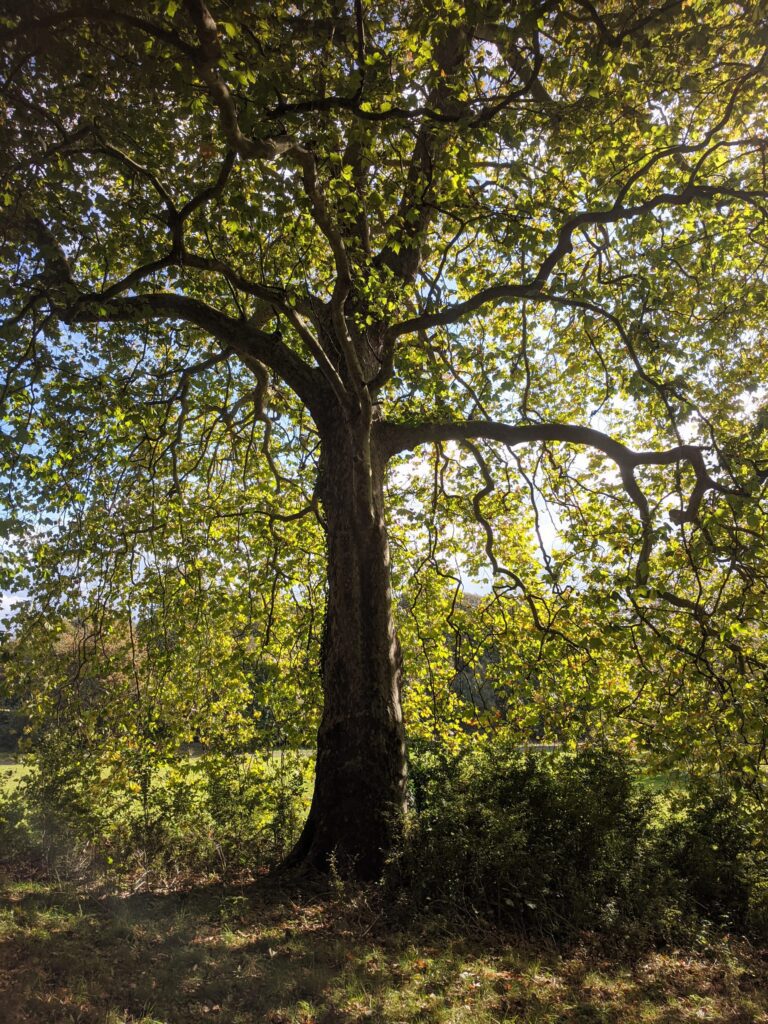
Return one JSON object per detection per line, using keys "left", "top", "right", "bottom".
{"left": 659, "top": 781, "right": 768, "bottom": 942}
{"left": 392, "top": 743, "right": 768, "bottom": 945}
{"left": 2, "top": 0, "right": 768, "bottom": 868}
{"left": 1, "top": 609, "right": 313, "bottom": 883}
{"left": 0, "top": 748, "right": 311, "bottom": 886}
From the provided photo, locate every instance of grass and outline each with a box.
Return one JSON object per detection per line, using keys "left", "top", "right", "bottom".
{"left": 0, "top": 760, "right": 29, "bottom": 792}
{"left": 2, "top": 876, "right": 768, "bottom": 1024}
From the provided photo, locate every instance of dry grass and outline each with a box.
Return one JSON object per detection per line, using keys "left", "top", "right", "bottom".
{"left": 2, "top": 876, "right": 768, "bottom": 1024}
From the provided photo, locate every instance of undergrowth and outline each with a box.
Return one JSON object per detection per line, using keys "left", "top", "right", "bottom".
{"left": 388, "top": 742, "right": 768, "bottom": 947}
{"left": 2, "top": 741, "right": 767, "bottom": 950}
{"left": 0, "top": 750, "right": 310, "bottom": 888}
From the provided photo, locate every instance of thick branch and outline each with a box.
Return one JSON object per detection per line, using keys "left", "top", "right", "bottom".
{"left": 387, "top": 176, "right": 768, "bottom": 341}
{"left": 0, "top": 6, "right": 197, "bottom": 56}
{"left": 3, "top": 200, "right": 332, "bottom": 411}
{"left": 377, "top": 419, "right": 739, "bottom": 528}
{"left": 572, "top": 0, "right": 684, "bottom": 48}
{"left": 65, "top": 292, "right": 326, "bottom": 413}
{"left": 374, "top": 24, "right": 472, "bottom": 284}
{"left": 182, "top": 0, "right": 295, "bottom": 162}
{"left": 183, "top": 0, "right": 365, "bottom": 396}
{"left": 386, "top": 53, "right": 766, "bottom": 340}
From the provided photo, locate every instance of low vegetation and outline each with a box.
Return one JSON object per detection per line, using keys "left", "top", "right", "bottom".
{"left": 0, "top": 750, "right": 312, "bottom": 887}
{"left": 3, "top": 877, "right": 768, "bottom": 1024}
{"left": 4, "top": 743, "right": 768, "bottom": 1021}
{"left": 393, "top": 744, "right": 768, "bottom": 947}
{"left": 3, "top": 745, "right": 767, "bottom": 946}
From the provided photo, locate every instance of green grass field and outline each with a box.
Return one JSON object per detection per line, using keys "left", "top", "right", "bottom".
{"left": 0, "top": 761, "right": 29, "bottom": 792}
{"left": 2, "top": 878, "right": 767, "bottom": 1024}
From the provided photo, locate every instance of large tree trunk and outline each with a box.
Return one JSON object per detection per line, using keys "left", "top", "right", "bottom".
{"left": 286, "top": 419, "right": 407, "bottom": 879}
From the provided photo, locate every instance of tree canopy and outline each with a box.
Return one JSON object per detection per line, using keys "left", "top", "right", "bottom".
{"left": 2, "top": 0, "right": 768, "bottom": 873}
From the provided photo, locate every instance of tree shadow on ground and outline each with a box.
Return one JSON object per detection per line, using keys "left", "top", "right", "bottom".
{"left": 2, "top": 877, "right": 767, "bottom": 1023}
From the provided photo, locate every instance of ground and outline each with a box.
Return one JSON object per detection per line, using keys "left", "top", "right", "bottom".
{"left": 2, "top": 877, "right": 768, "bottom": 1024}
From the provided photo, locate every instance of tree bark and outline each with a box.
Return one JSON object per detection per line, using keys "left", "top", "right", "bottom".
{"left": 286, "top": 418, "right": 407, "bottom": 879}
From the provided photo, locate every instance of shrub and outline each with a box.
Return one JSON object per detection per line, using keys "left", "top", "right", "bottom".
{"left": 197, "top": 749, "right": 310, "bottom": 877}
{"left": 390, "top": 740, "right": 768, "bottom": 945}
{"left": 0, "top": 749, "right": 310, "bottom": 887}
{"left": 657, "top": 782, "right": 768, "bottom": 940}
{"left": 0, "top": 785, "right": 38, "bottom": 874}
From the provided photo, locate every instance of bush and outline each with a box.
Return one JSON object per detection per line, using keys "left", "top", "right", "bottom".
{"left": 197, "top": 749, "right": 310, "bottom": 877}
{"left": 658, "top": 782, "right": 768, "bottom": 940}
{"left": 390, "top": 741, "right": 768, "bottom": 945}
{"left": 0, "top": 750, "right": 311, "bottom": 887}
{"left": 0, "top": 785, "right": 39, "bottom": 873}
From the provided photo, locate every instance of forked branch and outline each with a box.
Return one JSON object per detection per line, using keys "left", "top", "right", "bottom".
{"left": 378, "top": 419, "right": 742, "bottom": 577}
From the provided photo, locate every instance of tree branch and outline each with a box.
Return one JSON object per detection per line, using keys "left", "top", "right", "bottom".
{"left": 0, "top": 6, "right": 197, "bottom": 56}
{"left": 460, "top": 440, "right": 582, "bottom": 649}
{"left": 3, "top": 197, "right": 333, "bottom": 411}
{"left": 377, "top": 418, "right": 741, "bottom": 531}
{"left": 571, "top": 0, "right": 685, "bottom": 48}
{"left": 386, "top": 177, "right": 767, "bottom": 341}
{"left": 64, "top": 292, "right": 326, "bottom": 413}
{"left": 182, "top": 0, "right": 295, "bottom": 162}
{"left": 183, "top": 0, "right": 365, "bottom": 399}
{"left": 385, "top": 53, "right": 767, "bottom": 341}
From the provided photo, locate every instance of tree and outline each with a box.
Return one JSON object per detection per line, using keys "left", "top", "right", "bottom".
{"left": 2, "top": 0, "right": 768, "bottom": 878}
